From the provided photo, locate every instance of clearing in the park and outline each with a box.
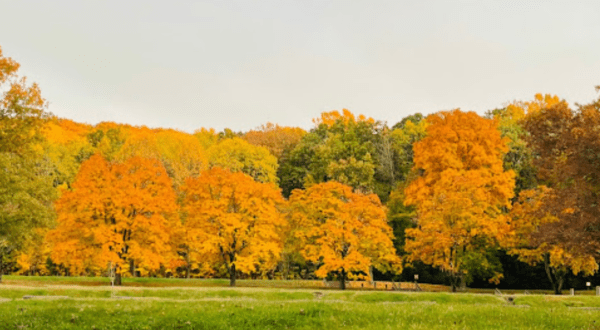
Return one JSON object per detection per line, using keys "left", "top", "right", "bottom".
{"left": 0, "top": 276, "right": 599, "bottom": 329}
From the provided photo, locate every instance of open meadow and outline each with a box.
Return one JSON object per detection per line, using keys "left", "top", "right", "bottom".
{"left": 0, "top": 276, "right": 599, "bottom": 329}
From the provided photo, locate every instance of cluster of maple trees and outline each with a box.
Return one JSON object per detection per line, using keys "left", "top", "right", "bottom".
{"left": 2, "top": 45, "right": 600, "bottom": 293}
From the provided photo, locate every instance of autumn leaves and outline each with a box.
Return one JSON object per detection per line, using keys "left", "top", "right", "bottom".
{"left": 182, "top": 168, "right": 285, "bottom": 286}
{"left": 49, "top": 156, "right": 178, "bottom": 277}
{"left": 404, "top": 110, "right": 515, "bottom": 291}
{"left": 47, "top": 154, "right": 399, "bottom": 287}
{"left": 5, "top": 44, "right": 600, "bottom": 292}
{"left": 289, "top": 182, "right": 400, "bottom": 289}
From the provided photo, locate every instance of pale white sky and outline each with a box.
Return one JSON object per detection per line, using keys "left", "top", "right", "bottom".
{"left": 1, "top": 0, "right": 599, "bottom": 132}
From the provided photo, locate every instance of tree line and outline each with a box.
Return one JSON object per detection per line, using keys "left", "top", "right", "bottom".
{"left": 2, "top": 45, "right": 600, "bottom": 293}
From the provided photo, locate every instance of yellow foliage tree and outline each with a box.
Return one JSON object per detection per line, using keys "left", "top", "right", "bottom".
{"left": 182, "top": 167, "right": 285, "bottom": 286}
{"left": 48, "top": 154, "right": 179, "bottom": 279}
{"left": 43, "top": 118, "right": 94, "bottom": 188}
{"left": 16, "top": 228, "right": 51, "bottom": 276}
{"left": 115, "top": 126, "right": 208, "bottom": 188}
{"left": 404, "top": 110, "right": 515, "bottom": 291}
{"left": 288, "top": 181, "right": 400, "bottom": 289}
{"left": 312, "top": 108, "right": 374, "bottom": 127}
{"left": 207, "top": 137, "right": 278, "bottom": 184}
{"left": 193, "top": 127, "right": 220, "bottom": 150}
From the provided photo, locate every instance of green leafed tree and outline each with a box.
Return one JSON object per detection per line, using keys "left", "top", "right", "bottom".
{"left": 280, "top": 109, "right": 381, "bottom": 197}
{"left": 0, "top": 45, "right": 55, "bottom": 282}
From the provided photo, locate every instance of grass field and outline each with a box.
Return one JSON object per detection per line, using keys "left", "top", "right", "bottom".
{"left": 1, "top": 276, "right": 599, "bottom": 329}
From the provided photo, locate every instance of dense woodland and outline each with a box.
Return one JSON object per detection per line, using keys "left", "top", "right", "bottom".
{"left": 2, "top": 46, "right": 600, "bottom": 293}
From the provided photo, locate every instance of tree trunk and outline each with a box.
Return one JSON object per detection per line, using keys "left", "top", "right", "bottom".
{"left": 229, "top": 263, "right": 236, "bottom": 287}
{"left": 282, "top": 254, "right": 290, "bottom": 280}
{"left": 340, "top": 268, "right": 346, "bottom": 290}
{"left": 555, "top": 274, "right": 564, "bottom": 295}
{"left": 544, "top": 253, "right": 564, "bottom": 295}
{"left": 460, "top": 273, "right": 466, "bottom": 290}
{"left": 185, "top": 252, "right": 191, "bottom": 279}
{"left": 450, "top": 273, "right": 460, "bottom": 292}
{"left": 129, "top": 259, "right": 136, "bottom": 277}
{"left": 0, "top": 253, "right": 3, "bottom": 284}
{"left": 115, "top": 273, "right": 122, "bottom": 286}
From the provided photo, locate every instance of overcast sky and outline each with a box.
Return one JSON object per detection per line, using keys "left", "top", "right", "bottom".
{"left": 1, "top": 0, "right": 599, "bottom": 132}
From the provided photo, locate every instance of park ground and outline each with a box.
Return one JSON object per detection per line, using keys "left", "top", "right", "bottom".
{"left": 0, "top": 276, "right": 599, "bottom": 329}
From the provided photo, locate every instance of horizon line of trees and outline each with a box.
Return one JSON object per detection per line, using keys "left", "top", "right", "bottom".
{"left": 2, "top": 45, "right": 600, "bottom": 293}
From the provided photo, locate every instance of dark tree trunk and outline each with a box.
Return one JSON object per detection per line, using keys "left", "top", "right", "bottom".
{"left": 340, "top": 268, "right": 346, "bottom": 290}
{"left": 129, "top": 259, "right": 136, "bottom": 277}
{"left": 185, "top": 252, "right": 191, "bottom": 279}
{"left": 544, "top": 253, "right": 565, "bottom": 295}
{"left": 115, "top": 273, "right": 122, "bottom": 286}
{"left": 450, "top": 273, "right": 460, "bottom": 292}
{"left": 282, "top": 254, "right": 290, "bottom": 280}
{"left": 229, "top": 263, "right": 236, "bottom": 287}
{"left": 0, "top": 253, "right": 4, "bottom": 284}
{"left": 555, "top": 275, "right": 564, "bottom": 295}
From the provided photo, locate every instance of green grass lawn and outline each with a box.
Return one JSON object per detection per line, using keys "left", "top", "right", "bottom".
{"left": 1, "top": 276, "right": 599, "bottom": 329}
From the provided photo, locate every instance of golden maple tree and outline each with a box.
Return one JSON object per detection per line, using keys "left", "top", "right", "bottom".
{"left": 116, "top": 127, "right": 208, "bottom": 188}
{"left": 207, "top": 137, "right": 278, "bottom": 184}
{"left": 48, "top": 154, "right": 179, "bottom": 279}
{"left": 312, "top": 109, "right": 374, "bottom": 127}
{"left": 288, "top": 181, "right": 400, "bottom": 289}
{"left": 404, "top": 110, "right": 515, "bottom": 291}
{"left": 181, "top": 167, "right": 285, "bottom": 286}
{"left": 43, "top": 118, "right": 94, "bottom": 188}
{"left": 16, "top": 228, "right": 52, "bottom": 276}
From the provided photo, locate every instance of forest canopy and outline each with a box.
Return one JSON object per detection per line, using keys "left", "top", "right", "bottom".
{"left": 2, "top": 45, "right": 600, "bottom": 293}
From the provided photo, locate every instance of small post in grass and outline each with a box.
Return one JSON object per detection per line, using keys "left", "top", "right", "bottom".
{"left": 596, "top": 286, "right": 600, "bottom": 296}
{"left": 570, "top": 288, "right": 575, "bottom": 296}
{"left": 414, "top": 274, "right": 421, "bottom": 292}
{"left": 109, "top": 262, "right": 115, "bottom": 298}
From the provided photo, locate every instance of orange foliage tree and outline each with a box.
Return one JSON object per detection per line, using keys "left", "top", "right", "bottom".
{"left": 243, "top": 122, "right": 306, "bottom": 159}
{"left": 405, "top": 110, "right": 515, "bottom": 291}
{"left": 288, "top": 181, "right": 400, "bottom": 289}
{"left": 48, "top": 154, "right": 179, "bottom": 280}
{"left": 181, "top": 167, "right": 285, "bottom": 286}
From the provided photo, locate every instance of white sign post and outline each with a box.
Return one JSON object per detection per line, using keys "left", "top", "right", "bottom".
{"left": 109, "top": 262, "right": 115, "bottom": 298}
